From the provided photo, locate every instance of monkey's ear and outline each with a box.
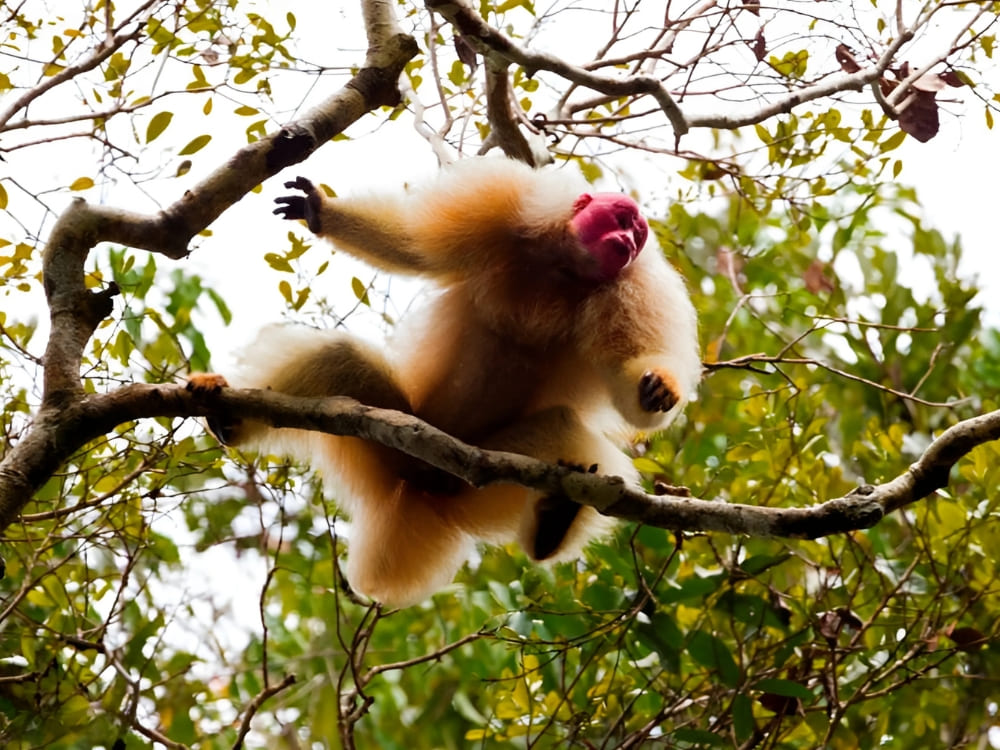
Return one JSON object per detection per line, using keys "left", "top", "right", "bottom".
{"left": 572, "top": 193, "right": 594, "bottom": 214}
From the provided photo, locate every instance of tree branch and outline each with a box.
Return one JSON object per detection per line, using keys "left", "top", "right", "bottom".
{"left": 4, "top": 381, "right": 996, "bottom": 541}
{"left": 425, "top": 0, "right": 689, "bottom": 137}
{"left": 232, "top": 673, "right": 297, "bottom": 750}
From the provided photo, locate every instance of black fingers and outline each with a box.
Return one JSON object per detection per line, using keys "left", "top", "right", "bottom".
{"left": 285, "top": 176, "right": 314, "bottom": 192}
{"left": 273, "top": 176, "right": 321, "bottom": 233}
{"left": 531, "top": 461, "right": 598, "bottom": 559}
{"left": 273, "top": 195, "right": 308, "bottom": 221}
{"left": 639, "top": 370, "right": 679, "bottom": 413}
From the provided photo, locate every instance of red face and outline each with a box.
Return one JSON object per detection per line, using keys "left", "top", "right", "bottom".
{"left": 569, "top": 193, "right": 649, "bottom": 281}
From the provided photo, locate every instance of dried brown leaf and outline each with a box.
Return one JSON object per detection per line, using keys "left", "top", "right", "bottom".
{"left": 751, "top": 28, "right": 766, "bottom": 62}
{"left": 898, "top": 89, "right": 940, "bottom": 143}
{"left": 804, "top": 259, "right": 836, "bottom": 294}
{"left": 835, "top": 44, "right": 861, "bottom": 74}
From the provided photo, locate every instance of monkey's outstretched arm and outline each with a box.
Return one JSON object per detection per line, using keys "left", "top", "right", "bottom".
{"left": 272, "top": 159, "right": 585, "bottom": 278}
{"left": 274, "top": 177, "right": 432, "bottom": 274}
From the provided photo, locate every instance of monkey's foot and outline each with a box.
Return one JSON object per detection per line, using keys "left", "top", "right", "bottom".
{"left": 399, "top": 460, "right": 468, "bottom": 496}
{"left": 186, "top": 373, "right": 242, "bottom": 445}
{"left": 557, "top": 459, "right": 599, "bottom": 474}
{"left": 639, "top": 369, "right": 680, "bottom": 413}
{"left": 532, "top": 494, "right": 583, "bottom": 560}
{"left": 186, "top": 372, "right": 229, "bottom": 393}
{"left": 530, "top": 461, "right": 598, "bottom": 559}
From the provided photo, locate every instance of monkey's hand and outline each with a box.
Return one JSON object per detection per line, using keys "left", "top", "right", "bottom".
{"left": 273, "top": 177, "right": 323, "bottom": 234}
{"left": 639, "top": 369, "right": 680, "bottom": 413}
{"left": 186, "top": 373, "right": 243, "bottom": 445}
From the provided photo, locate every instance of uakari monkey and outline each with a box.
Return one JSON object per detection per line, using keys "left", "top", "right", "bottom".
{"left": 188, "top": 157, "right": 700, "bottom": 607}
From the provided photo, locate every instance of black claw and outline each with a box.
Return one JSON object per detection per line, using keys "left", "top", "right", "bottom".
{"left": 639, "top": 370, "right": 679, "bottom": 413}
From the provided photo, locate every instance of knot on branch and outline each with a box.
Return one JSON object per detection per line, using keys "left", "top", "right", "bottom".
{"left": 153, "top": 207, "right": 195, "bottom": 259}
{"left": 348, "top": 67, "right": 407, "bottom": 109}
{"left": 267, "top": 125, "right": 316, "bottom": 171}
{"left": 86, "top": 282, "right": 120, "bottom": 327}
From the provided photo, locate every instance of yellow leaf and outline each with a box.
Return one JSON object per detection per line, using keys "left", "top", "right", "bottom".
{"left": 351, "top": 276, "right": 371, "bottom": 306}
{"left": 0, "top": 182, "right": 7, "bottom": 209}
{"left": 178, "top": 134, "right": 211, "bottom": 155}
{"left": 70, "top": 177, "right": 94, "bottom": 191}
{"left": 145, "top": 111, "right": 173, "bottom": 142}
{"left": 633, "top": 456, "right": 664, "bottom": 474}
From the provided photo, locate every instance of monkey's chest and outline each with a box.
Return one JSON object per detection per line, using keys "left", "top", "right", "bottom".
{"left": 407, "top": 335, "right": 561, "bottom": 442}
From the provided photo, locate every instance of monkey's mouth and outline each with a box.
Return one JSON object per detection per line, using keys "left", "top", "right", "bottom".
{"left": 610, "top": 235, "right": 639, "bottom": 263}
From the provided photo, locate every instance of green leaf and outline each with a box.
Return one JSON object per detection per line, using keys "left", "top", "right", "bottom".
{"left": 880, "top": 130, "right": 907, "bottom": 152}
{"left": 754, "top": 678, "right": 814, "bottom": 699}
{"left": 688, "top": 630, "right": 740, "bottom": 687}
{"left": 497, "top": 0, "right": 536, "bottom": 13}
{"left": 732, "top": 694, "right": 755, "bottom": 742}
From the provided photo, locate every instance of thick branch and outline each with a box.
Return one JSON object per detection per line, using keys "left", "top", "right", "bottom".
{"left": 482, "top": 58, "right": 539, "bottom": 165}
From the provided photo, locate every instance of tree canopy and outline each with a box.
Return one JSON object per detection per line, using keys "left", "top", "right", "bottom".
{"left": 1, "top": 1, "right": 999, "bottom": 748}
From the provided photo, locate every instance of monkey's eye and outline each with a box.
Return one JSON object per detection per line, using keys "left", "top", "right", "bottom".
{"left": 616, "top": 211, "right": 633, "bottom": 230}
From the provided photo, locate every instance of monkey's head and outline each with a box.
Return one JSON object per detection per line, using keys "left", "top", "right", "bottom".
{"left": 569, "top": 193, "right": 649, "bottom": 282}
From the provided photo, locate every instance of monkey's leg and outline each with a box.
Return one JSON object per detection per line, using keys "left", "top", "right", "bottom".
{"left": 345, "top": 483, "right": 476, "bottom": 607}
{"left": 453, "top": 406, "right": 636, "bottom": 562}
{"left": 221, "top": 326, "right": 411, "bottom": 440}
